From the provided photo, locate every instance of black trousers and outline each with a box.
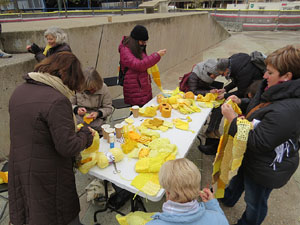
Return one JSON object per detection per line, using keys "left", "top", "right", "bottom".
{"left": 206, "top": 107, "right": 223, "bottom": 133}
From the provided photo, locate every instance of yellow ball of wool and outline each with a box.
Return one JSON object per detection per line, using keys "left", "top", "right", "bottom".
{"left": 109, "top": 148, "right": 124, "bottom": 162}
{"left": 96, "top": 152, "right": 109, "bottom": 169}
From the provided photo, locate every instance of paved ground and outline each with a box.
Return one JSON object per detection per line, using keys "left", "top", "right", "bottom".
{"left": 1, "top": 30, "right": 300, "bottom": 225}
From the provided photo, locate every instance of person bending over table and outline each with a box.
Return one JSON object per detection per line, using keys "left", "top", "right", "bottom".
{"left": 71, "top": 67, "right": 113, "bottom": 135}
{"left": 147, "top": 158, "right": 229, "bottom": 225}
{"left": 221, "top": 45, "right": 300, "bottom": 225}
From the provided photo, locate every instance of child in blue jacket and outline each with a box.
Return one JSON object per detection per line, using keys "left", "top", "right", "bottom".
{"left": 147, "top": 158, "right": 229, "bottom": 225}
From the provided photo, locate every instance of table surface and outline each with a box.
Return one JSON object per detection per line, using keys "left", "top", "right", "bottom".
{"left": 89, "top": 95, "right": 212, "bottom": 202}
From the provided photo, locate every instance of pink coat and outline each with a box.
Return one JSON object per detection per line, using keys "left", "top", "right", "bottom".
{"left": 119, "top": 36, "right": 161, "bottom": 106}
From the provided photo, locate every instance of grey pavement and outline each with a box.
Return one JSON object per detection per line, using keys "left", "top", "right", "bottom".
{"left": 1, "top": 30, "right": 300, "bottom": 225}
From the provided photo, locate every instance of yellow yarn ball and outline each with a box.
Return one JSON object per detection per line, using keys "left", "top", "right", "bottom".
{"left": 109, "top": 148, "right": 124, "bottom": 162}
{"left": 96, "top": 152, "right": 109, "bottom": 169}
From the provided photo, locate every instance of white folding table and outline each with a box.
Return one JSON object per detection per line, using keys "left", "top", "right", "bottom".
{"left": 89, "top": 95, "right": 212, "bottom": 202}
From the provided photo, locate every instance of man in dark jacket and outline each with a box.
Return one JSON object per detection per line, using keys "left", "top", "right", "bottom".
{"left": 217, "top": 53, "right": 264, "bottom": 100}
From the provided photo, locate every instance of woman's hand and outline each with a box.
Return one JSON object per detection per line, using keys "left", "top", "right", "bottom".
{"left": 226, "top": 95, "right": 241, "bottom": 105}
{"left": 86, "top": 112, "right": 99, "bottom": 120}
{"left": 210, "top": 89, "right": 218, "bottom": 94}
{"left": 199, "top": 188, "right": 214, "bottom": 202}
{"left": 157, "top": 49, "right": 167, "bottom": 57}
{"left": 217, "top": 93, "right": 225, "bottom": 100}
{"left": 221, "top": 103, "right": 237, "bottom": 123}
{"left": 217, "top": 88, "right": 226, "bottom": 94}
{"left": 78, "top": 107, "right": 87, "bottom": 116}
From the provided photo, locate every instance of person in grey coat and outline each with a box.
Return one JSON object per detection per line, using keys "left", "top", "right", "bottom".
{"left": 71, "top": 67, "right": 113, "bottom": 135}
{"left": 187, "top": 59, "right": 223, "bottom": 139}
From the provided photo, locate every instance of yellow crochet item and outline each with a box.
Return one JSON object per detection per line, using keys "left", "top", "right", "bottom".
{"left": 148, "top": 64, "right": 162, "bottom": 90}
{"left": 125, "top": 118, "right": 134, "bottom": 124}
{"left": 79, "top": 152, "right": 98, "bottom": 174}
{"left": 0, "top": 171, "right": 8, "bottom": 184}
{"left": 96, "top": 152, "right": 109, "bottom": 169}
{"left": 173, "top": 118, "right": 190, "bottom": 131}
{"left": 212, "top": 106, "right": 252, "bottom": 198}
{"left": 138, "top": 126, "right": 160, "bottom": 138}
{"left": 81, "top": 131, "right": 100, "bottom": 155}
{"left": 139, "top": 106, "right": 157, "bottom": 117}
{"left": 138, "top": 148, "right": 150, "bottom": 159}
{"left": 116, "top": 211, "right": 156, "bottom": 225}
{"left": 122, "top": 138, "right": 138, "bottom": 154}
{"left": 131, "top": 173, "right": 161, "bottom": 196}
{"left": 197, "top": 93, "right": 218, "bottom": 102}
{"left": 78, "top": 130, "right": 100, "bottom": 174}
{"left": 83, "top": 113, "right": 94, "bottom": 124}
{"left": 110, "top": 148, "right": 124, "bottom": 162}
{"left": 96, "top": 148, "right": 124, "bottom": 169}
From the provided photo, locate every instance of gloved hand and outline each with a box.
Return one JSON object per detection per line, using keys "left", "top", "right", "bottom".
{"left": 29, "top": 43, "right": 42, "bottom": 54}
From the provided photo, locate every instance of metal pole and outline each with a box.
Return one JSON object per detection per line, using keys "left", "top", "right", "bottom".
{"left": 62, "top": 0, "right": 68, "bottom": 18}
{"left": 120, "top": 0, "right": 124, "bottom": 15}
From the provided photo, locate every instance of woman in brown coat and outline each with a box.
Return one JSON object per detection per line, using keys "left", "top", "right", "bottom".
{"left": 8, "top": 52, "right": 93, "bottom": 225}
{"left": 71, "top": 67, "right": 113, "bottom": 135}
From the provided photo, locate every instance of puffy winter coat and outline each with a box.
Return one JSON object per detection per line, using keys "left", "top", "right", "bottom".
{"left": 8, "top": 75, "right": 93, "bottom": 225}
{"left": 119, "top": 36, "right": 161, "bottom": 106}
{"left": 35, "top": 43, "right": 71, "bottom": 62}
{"left": 224, "top": 53, "right": 263, "bottom": 98}
{"left": 229, "top": 79, "right": 300, "bottom": 188}
{"left": 71, "top": 84, "right": 113, "bottom": 133}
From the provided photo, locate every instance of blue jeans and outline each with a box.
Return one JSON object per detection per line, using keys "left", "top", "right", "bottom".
{"left": 221, "top": 168, "right": 273, "bottom": 225}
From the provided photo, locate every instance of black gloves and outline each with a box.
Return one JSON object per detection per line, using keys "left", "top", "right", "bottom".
{"left": 28, "top": 43, "right": 42, "bottom": 54}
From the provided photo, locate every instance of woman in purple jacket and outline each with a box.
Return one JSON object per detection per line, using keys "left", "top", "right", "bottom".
{"left": 118, "top": 25, "right": 166, "bottom": 106}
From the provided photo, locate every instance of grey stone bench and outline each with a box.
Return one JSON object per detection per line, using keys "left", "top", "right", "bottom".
{"left": 139, "top": 0, "right": 170, "bottom": 13}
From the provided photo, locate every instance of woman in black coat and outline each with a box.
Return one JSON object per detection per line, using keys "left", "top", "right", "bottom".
{"left": 221, "top": 45, "right": 300, "bottom": 225}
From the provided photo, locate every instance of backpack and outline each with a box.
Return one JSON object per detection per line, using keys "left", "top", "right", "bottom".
{"left": 250, "top": 51, "right": 266, "bottom": 74}
{"left": 118, "top": 62, "right": 128, "bottom": 86}
{"left": 179, "top": 72, "right": 192, "bottom": 92}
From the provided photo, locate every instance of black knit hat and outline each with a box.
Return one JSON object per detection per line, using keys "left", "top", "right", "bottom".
{"left": 130, "top": 25, "right": 149, "bottom": 41}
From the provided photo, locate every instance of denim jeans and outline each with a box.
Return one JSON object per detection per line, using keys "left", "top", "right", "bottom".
{"left": 221, "top": 168, "right": 273, "bottom": 225}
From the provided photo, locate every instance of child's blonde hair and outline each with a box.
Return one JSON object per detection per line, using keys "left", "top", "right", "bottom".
{"left": 159, "top": 158, "right": 201, "bottom": 203}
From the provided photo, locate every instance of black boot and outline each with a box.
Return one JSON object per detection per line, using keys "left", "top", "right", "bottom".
{"left": 198, "top": 138, "right": 219, "bottom": 155}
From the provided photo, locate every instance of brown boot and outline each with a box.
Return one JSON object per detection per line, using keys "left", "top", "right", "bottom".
{"left": 214, "top": 130, "right": 221, "bottom": 138}
{"left": 205, "top": 131, "right": 218, "bottom": 139}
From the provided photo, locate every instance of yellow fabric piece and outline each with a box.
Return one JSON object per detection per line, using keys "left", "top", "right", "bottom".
{"left": 131, "top": 173, "right": 160, "bottom": 196}
{"left": 0, "top": 171, "right": 8, "bottom": 184}
{"left": 212, "top": 115, "right": 253, "bottom": 198}
{"left": 78, "top": 131, "right": 100, "bottom": 173}
{"left": 83, "top": 113, "right": 94, "bottom": 124}
{"left": 135, "top": 156, "right": 165, "bottom": 173}
{"left": 148, "top": 64, "right": 162, "bottom": 90}
{"left": 116, "top": 211, "right": 156, "bottom": 225}
{"left": 81, "top": 131, "right": 100, "bottom": 155}
{"left": 125, "top": 118, "right": 134, "bottom": 124}
{"left": 138, "top": 126, "right": 160, "bottom": 138}
{"left": 139, "top": 106, "right": 157, "bottom": 117}
{"left": 173, "top": 118, "right": 194, "bottom": 133}
{"left": 79, "top": 152, "right": 98, "bottom": 174}
{"left": 43, "top": 44, "right": 51, "bottom": 55}
{"left": 141, "top": 118, "right": 172, "bottom": 132}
